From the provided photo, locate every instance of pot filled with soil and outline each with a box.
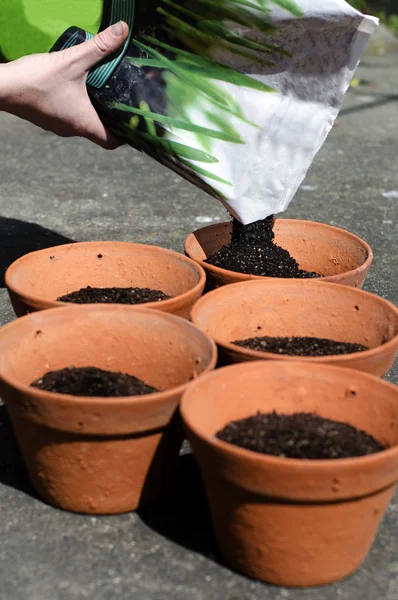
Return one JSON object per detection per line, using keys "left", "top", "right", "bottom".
{"left": 181, "top": 361, "right": 398, "bottom": 587}
{"left": 5, "top": 241, "right": 206, "bottom": 320}
{"left": 0, "top": 305, "right": 217, "bottom": 514}
{"left": 184, "top": 217, "right": 372, "bottom": 290}
{"left": 191, "top": 279, "right": 398, "bottom": 377}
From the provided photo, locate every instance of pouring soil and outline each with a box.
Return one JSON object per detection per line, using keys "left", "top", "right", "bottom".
{"left": 184, "top": 219, "right": 373, "bottom": 289}
{"left": 57, "top": 286, "right": 170, "bottom": 304}
{"left": 205, "top": 216, "right": 320, "bottom": 278}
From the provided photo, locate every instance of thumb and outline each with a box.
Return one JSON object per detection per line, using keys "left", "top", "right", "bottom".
{"left": 67, "top": 21, "right": 129, "bottom": 73}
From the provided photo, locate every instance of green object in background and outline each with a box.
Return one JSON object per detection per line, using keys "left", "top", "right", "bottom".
{"left": 0, "top": 0, "right": 103, "bottom": 61}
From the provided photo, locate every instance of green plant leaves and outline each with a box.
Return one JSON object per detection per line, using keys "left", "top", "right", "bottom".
{"left": 111, "top": 102, "right": 245, "bottom": 143}
{"left": 112, "top": 0, "right": 302, "bottom": 191}
{"left": 158, "top": 0, "right": 298, "bottom": 63}
{"left": 180, "top": 160, "right": 233, "bottom": 185}
{"left": 140, "top": 36, "right": 275, "bottom": 91}
{"left": 272, "top": 0, "right": 303, "bottom": 16}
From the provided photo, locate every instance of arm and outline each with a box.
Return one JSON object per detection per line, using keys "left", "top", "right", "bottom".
{"left": 0, "top": 21, "right": 128, "bottom": 149}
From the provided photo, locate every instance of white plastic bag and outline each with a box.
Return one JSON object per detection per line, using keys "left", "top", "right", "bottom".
{"left": 199, "top": 1, "right": 379, "bottom": 223}
{"left": 78, "top": 0, "right": 378, "bottom": 224}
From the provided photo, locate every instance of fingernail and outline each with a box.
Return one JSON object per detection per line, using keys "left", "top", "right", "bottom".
{"left": 111, "top": 21, "right": 126, "bottom": 36}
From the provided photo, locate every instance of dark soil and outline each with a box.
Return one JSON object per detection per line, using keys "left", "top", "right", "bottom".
{"left": 216, "top": 411, "right": 385, "bottom": 459}
{"left": 233, "top": 335, "right": 369, "bottom": 356}
{"left": 205, "top": 216, "right": 320, "bottom": 278}
{"left": 31, "top": 366, "right": 159, "bottom": 397}
{"left": 57, "top": 286, "right": 171, "bottom": 304}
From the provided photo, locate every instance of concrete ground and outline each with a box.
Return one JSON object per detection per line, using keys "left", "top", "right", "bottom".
{"left": 0, "top": 52, "right": 397, "bottom": 600}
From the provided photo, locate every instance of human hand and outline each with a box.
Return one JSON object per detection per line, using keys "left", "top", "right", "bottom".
{"left": 0, "top": 21, "right": 129, "bottom": 149}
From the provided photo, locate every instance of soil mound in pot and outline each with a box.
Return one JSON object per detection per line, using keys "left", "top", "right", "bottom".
{"left": 233, "top": 335, "right": 369, "bottom": 356}
{"left": 31, "top": 366, "right": 159, "bottom": 397}
{"left": 57, "top": 286, "right": 171, "bottom": 304}
{"left": 205, "top": 216, "right": 320, "bottom": 278}
{"left": 216, "top": 411, "right": 385, "bottom": 459}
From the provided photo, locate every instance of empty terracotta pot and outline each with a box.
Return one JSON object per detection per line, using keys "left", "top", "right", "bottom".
{"left": 191, "top": 279, "right": 398, "bottom": 377}
{"left": 0, "top": 305, "right": 217, "bottom": 514}
{"left": 184, "top": 220, "right": 372, "bottom": 289}
{"left": 5, "top": 241, "right": 206, "bottom": 320}
{"left": 181, "top": 361, "right": 398, "bottom": 587}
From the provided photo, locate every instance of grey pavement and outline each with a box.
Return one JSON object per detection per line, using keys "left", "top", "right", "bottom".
{"left": 0, "top": 52, "right": 397, "bottom": 600}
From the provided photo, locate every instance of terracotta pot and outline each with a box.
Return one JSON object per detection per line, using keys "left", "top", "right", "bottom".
{"left": 184, "top": 220, "right": 372, "bottom": 290}
{"left": 191, "top": 279, "right": 398, "bottom": 377}
{"left": 181, "top": 361, "right": 398, "bottom": 587}
{"left": 0, "top": 305, "right": 217, "bottom": 514}
{"left": 5, "top": 241, "right": 206, "bottom": 320}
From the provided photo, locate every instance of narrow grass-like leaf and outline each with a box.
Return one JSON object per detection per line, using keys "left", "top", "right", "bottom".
{"left": 139, "top": 134, "right": 219, "bottom": 163}
{"left": 199, "top": 20, "right": 288, "bottom": 56}
{"left": 178, "top": 62, "right": 275, "bottom": 92}
{"left": 133, "top": 39, "right": 234, "bottom": 109}
{"left": 227, "top": 0, "right": 272, "bottom": 11}
{"left": 157, "top": 8, "right": 215, "bottom": 47}
{"left": 158, "top": 6, "right": 278, "bottom": 61}
{"left": 132, "top": 39, "right": 262, "bottom": 127}
{"left": 127, "top": 57, "right": 165, "bottom": 69}
{"left": 139, "top": 101, "right": 157, "bottom": 136}
{"left": 163, "top": 68, "right": 259, "bottom": 128}
{"left": 162, "top": 73, "right": 215, "bottom": 151}
{"left": 272, "top": 0, "right": 303, "bottom": 17}
{"left": 205, "top": 111, "right": 241, "bottom": 140}
{"left": 141, "top": 36, "right": 276, "bottom": 88}
{"left": 111, "top": 103, "right": 245, "bottom": 143}
{"left": 129, "top": 116, "right": 140, "bottom": 129}
{"left": 164, "top": 0, "right": 275, "bottom": 34}
{"left": 162, "top": 0, "right": 207, "bottom": 25}
{"left": 180, "top": 159, "right": 233, "bottom": 186}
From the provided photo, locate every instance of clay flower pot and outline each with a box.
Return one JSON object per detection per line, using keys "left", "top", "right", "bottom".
{"left": 181, "top": 361, "right": 398, "bottom": 587}
{"left": 0, "top": 305, "right": 217, "bottom": 514}
{"left": 184, "top": 220, "right": 372, "bottom": 289}
{"left": 5, "top": 241, "right": 206, "bottom": 320}
{"left": 191, "top": 279, "right": 398, "bottom": 377}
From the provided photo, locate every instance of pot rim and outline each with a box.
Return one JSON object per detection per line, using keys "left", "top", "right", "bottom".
{"left": 5, "top": 241, "right": 206, "bottom": 311}
{"left": 184, "top": 219, "right": 373, "bottom": 282}
{"left": 191, "top": 279, "right": 398, "bottom": 364}
{"left": 0, "top": 305, "right": 218, "bottom": 407}
{"left": 181, "top": 361, "right": 398, "bottom": 470}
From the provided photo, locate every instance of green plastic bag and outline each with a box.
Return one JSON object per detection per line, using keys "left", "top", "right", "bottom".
{"left": 0, "top": 0, "right": 102, "bottom": 60}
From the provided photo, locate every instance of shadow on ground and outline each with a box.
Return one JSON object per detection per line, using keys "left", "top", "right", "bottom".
{"left": 0, "top": 401, "right": 223, "bottom": 554}
{"left": 139, "top": 452, "right": 222, "bottom": 561}
{"left": 340, "top": 91, "right": 398, "bottom": 116}
{"left": 0, "top": 216, "right": 73, "bottom": 287}
{"left": 0, "top": 404, "right": 37, "bottom": 498}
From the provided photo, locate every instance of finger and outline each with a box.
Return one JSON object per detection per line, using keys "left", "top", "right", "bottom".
{"left": 66, "top": 22, "right": 129, "bottom": 74}
{"left": 80, "top": 112, "right": 125, "bottom": 150}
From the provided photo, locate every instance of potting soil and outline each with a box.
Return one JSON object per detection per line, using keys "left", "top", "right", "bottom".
{"left": 205, "top": 217, "right": 320, "bottom": 278}
{"left": 233, "top": 335, "right": 368, "bottom": 356}
{"left": 216, "top": 412, "right": 385, "bottom": 459}
{"left": 31, "top": 366, "right": 159, "bottom": 397}
{"left": 57, "top": 286, "right": 170, "bottom": 304}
